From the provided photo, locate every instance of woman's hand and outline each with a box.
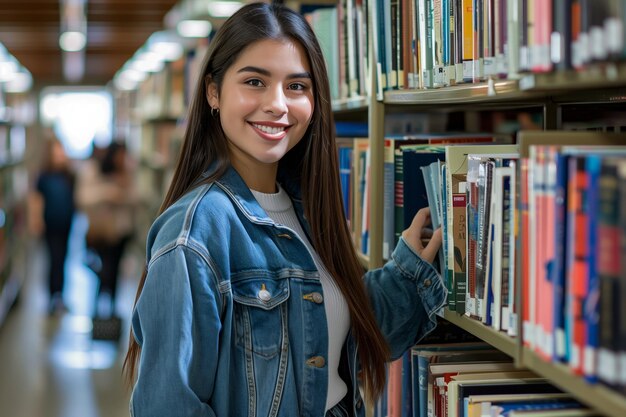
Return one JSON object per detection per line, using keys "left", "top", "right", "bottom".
{"left": 401, "top": 207, "right": 442, "bottom": 265}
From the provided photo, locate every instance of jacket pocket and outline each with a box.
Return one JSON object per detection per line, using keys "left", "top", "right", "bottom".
{"left": 232, "top": 277, "right": 290, "bottom": 359}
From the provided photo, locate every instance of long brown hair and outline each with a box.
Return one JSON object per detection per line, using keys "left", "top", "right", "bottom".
{"left": 123, "top": 1, "right": 390, "bottom": 403}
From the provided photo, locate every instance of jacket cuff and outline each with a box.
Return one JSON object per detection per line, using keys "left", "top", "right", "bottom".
{"left": 391, "top": 237, "right": 448, "bottom": 314}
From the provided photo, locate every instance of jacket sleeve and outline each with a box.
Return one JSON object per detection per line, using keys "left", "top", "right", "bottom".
{"left": 130, "top": 245, "right": 222, "bottom": 417}
{"left": 363, "top": 237, "right": 448, "bottom": 360}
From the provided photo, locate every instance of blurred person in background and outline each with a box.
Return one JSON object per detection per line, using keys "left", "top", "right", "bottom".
{"left": 77, "top": 141, "right": 138, "bottom": 326}
{"left": 29, "top": 137, "right": 76, "bottom": 315}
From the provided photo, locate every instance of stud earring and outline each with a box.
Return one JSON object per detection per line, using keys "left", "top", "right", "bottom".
{"left": 211, "top": 107, "right": 219, "bottom": 117}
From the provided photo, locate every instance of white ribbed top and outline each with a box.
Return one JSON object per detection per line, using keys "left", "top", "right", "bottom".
{"left": 251, "top": 185, "right": 350, "bottom": 411}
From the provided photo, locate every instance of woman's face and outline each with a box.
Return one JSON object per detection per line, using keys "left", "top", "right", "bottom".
{"left": 207, "top": 38, "right": 314, "bottom": 183}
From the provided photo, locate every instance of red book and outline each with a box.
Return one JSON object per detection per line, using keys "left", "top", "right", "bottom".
{"left": 520, "top": 159, "right": 532, "bottom": 348}
{"left": 566, "top": 155, "right": 589, "bottom": 375}
{"left": 533, "top": 146, "right": 557, "bottom": 360}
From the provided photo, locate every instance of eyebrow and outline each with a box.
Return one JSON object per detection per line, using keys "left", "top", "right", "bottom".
{"left": 237, "top": 66, "right": 312, "bottom": 79}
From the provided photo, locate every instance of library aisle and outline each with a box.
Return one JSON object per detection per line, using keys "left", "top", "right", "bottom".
{"left": 0, "top": 213, "right": 139, "bottom": 417}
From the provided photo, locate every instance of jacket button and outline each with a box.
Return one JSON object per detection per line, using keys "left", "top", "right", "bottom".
{"left": 306, "top": 356, "right": 325, "bottom": 368}
{"left": 258, "top": 284, "right": 271, "bottom": 301}
{"left": 424, "top": 279, "right": 432, "bottom": 287}
{"left": 303, "top": 292, "right": 324, "bottom": 304}
{"left": 312, "top": 292, "right": 323, "bottom": 303}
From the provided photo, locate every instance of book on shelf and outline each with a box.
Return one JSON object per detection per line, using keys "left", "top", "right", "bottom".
{"left": 412, "top": 347, "right": 512, "bottom": 417}
{"left": 369, "top": 0, "right": 626, "bottom": 90}
{"left": 464, "top": 392, "right": 574, "bottom": 417}
{"left": 596, "top": 157, "right": 623, "bottom": 389}
{"left": 485, "top": 164, "right": 515, "bottom": 331}
{"left": 467, "top": 393, "right": 583, "bottom": 417}
{"left": 516, "top": 131, "right": 626, "bottom": 362}
{"left": 447, "top": 375, "right": 562, "bottom": 417}
{"left": 465, "top": 151, "right": 518, "bottom": 321}
{"left": 401, "top": 145, "right": 446, "bottom": 238}
{"left": 444, "top": 143, "right": 518, "bottom": 316}
{"left": 561, "top": 147, "right": 626, "bottom": 382}
{"left": 617, "top": 159, "right": 626, "bottom": 394}
{"left": 506, "top": 408, "right": 600, "bottom": 417}
{"left": 352, "top": 138, "right": 369, "bottom": 254}
{"left": 336, "top": 137, "right": 354, "bottom": 225}
{"left": 515, "top": 131, "right": 626, "bottom": 393}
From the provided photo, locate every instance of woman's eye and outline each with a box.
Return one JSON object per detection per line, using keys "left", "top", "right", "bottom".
{"left": 288, "top": 83, "right": 307, "bottom": 91}
{"left": 246, "top": 79, "right": 264, "bottom": 87}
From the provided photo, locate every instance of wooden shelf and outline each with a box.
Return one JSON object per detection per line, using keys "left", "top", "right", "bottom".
{"left": 522, "top": 347, "right": 626, "bottom": 417}
{"left": 439, "top": 313, "right": 626, "bottom": 416}
{"left": 380, "top": 64, "right": 626, "bottom": 108}
{"left": 442, "top": 309, "right": 519, "bottom": 360}
{"left": 384, "top": 79, "right": 543, "bottom": 105}
{"left": 518, "top": 63, "right": 626, "bottom": 93}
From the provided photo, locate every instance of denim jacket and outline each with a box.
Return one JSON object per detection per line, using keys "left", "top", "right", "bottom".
{"left": 130, "top": 166, "right": 447, "bottom": 417}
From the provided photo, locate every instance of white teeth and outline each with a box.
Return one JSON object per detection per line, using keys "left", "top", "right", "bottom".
{"left": 252, "top": 123, "right": 285, "bottom": 135}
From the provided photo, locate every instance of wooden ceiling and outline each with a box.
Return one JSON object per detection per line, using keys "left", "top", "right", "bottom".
{"left": 0, "top": 0, "right": 180, "bottom": 88}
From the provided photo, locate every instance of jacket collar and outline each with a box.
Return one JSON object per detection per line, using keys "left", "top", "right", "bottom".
{"left": 213, "top": 165, "right": 303, "bottom": 225}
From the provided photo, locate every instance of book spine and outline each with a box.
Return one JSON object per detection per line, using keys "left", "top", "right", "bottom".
{"left": 452, "top": 177, "right": 467, "bottom": 313}
{"left": 583, "top": 155, "right": 602, "bottom": 382}
{"left": 566, "top": 155, "right": 588, "bottom": 376}
{"left": 552, "top": 151, "right": 570, "bottom": 362}
{"left": 596, "top": 158, "right": 621, "bottom": 387}
{"left": 521, "top": 159, "right": 533, "bottom": 347}
{"left": 618, "top": 161, "right": 626, "bottom": 394}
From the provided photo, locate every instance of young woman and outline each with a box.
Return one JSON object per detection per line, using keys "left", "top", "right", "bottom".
{"left": 32, "top": 138, "right": 76, "bottom": 315}
{"left": 124, "top": 3, "right": 446, "bottom": 417}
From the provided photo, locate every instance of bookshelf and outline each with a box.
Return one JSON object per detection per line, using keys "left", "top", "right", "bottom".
{"left": 362, "top": 1, "right": 626, "bottom": 416}
{"left": 368, "top": 81, "right": 626, "bottom": 417}
{"left": 0, "top": 92, "right": 32, "bottom": 328}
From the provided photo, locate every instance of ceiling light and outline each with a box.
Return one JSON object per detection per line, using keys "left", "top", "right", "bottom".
{"left": 0, "top": 56, "right": 19, "bottom": 82}
{"left": 131, "top": 58, "right": 164, "bottom": 74}
{"left": 60, "top": 31, "right": 87, "bottom": 52}
{"left": 147, "top": 31, "right": 184, "bottom": 62}
{"left": 177, "top": 20, "right": 212, "bottom": 38}
{"left": 119, "top": 68, "right": 147, "bottom": 83}
{"left": 4, "top": 69, "right": 33, "bottom": 93}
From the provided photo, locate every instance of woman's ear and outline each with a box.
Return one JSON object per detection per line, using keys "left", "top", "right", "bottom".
{"left": 205, "top": 77, "right": 219, "bottom": 109}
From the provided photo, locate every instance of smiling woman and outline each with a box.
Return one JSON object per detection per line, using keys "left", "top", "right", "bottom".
{"left": 124, "top": 3, "right": 445, "bottom": 417}
{"left": 206, "top": 38, "right": 314, "bottom": 193}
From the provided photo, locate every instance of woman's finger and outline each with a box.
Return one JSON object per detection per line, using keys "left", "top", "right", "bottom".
{"left": 419, "top": 227, "right": 442, "bottom": 264}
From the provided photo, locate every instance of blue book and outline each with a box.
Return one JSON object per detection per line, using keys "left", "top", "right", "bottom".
{"left": 499, "top": 400, "right": 583, "bottom": 416}
{"left": 552, "top": 151, "right": 570, "bottom": 362}
{"left": 338, "top": 145, "right": 352, "bottom": 221}
{"left": 401, "top": 351, "right": 413, "bottom": 417}
{"left": 335, "top": 121, "right": 368, "bottom": 138}
{"left": 401, "top": 147, "right": 445, "bottom": 230}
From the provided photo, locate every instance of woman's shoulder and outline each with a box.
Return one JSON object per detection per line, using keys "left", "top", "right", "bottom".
{"left": 146, "top": 183, "right": 238, "bottom": 256}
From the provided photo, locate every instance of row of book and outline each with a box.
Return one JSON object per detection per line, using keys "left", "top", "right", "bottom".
{"left": 305, "top": 1, "right": 369, "bottom": 102}
{"left": 419, "top": 131, "right": 626, "bottom": 392}
{"left": 370, "top": 0, "right": 626, "bottom": 93}
{"left": 336, "top": 130, "right": 626, "bottom": 396}
{"left": 516, "top": 133, "right": 626, "bottom": 390}
{"left": 373, "top": 320, "right": 598, "bottom": 417}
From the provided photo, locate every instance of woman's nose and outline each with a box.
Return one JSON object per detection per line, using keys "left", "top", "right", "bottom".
{"left": 263, "top": 85, "right": 288, "bottom": 115}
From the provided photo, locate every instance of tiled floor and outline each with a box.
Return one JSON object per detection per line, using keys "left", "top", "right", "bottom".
{"left": 0, "top": 214, "right": 140, "bottom": 417}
